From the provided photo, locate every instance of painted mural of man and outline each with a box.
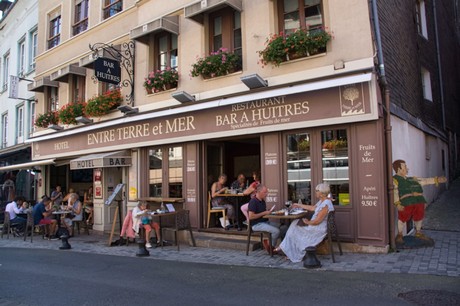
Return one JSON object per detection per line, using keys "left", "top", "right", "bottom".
{"left": 392, "top": 159, "right": 447, "bottom": 245}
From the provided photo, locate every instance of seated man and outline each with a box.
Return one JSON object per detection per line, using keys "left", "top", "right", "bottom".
{"left": 248, "top": 185, "right": 286, "bottom": 254}
{"left": 32, "top": 196, "right": 58, "bottom": 240}
{"left": 231, "top": 173, "right": 246, "bottom": 191}
{"left": 5, "top": 196, "right": 27, "bottom": 234}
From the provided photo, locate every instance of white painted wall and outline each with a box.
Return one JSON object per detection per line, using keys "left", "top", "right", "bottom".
{"left": 0, "top": 0, "right": 38, "bottom": 149}
{"left": 391, "top": 115, "right": 448, "bottom": 204}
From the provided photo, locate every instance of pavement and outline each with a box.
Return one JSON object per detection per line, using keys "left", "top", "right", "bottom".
{"left": 1, "top": 178, "right": 459, "bottom": 277}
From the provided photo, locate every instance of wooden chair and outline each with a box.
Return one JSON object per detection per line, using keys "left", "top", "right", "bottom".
{"left": 206, "top": 191, "right": 226, "bottom": 228}
{"left": 161, "top": 210, "right": 196, "bottom": 251}
{"left": 245, "top": 216, "right": 273, "bottom": 257}
{"left": 325, "top": 211, "right": 343, "bottom": 263}
{"left": 1, "top": 212, "right": 14, "bottom": 239}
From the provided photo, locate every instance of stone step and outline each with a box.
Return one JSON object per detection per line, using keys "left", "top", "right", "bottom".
{"left": 193, "top": 230, "right": 263, "bottom": 251}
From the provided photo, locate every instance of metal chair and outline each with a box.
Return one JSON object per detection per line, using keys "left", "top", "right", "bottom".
{"left": 245, "top": 216, "right": 273, "bottom": 257}
{"left": 206, "top": 191, "right": 226, "bottom": 228}
{"left": 325, "top": 211, "right": 343, "bottom": 263}
{"left": 161, "top": 210, "right": 196, "bottom": 251}
{"left": 1, "top": 212, "right": 13, "bottom": 239}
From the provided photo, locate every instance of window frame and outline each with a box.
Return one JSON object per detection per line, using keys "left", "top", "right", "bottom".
{"left": 17, "top": 38, "right": 26, "bottom": 77}
{"left": 154, "top": 32, "right": 178, "bottom": 71}
{"left": 29, "top": 100, "right": 36, "bottom": 134}
{"left": 73, "top": 0, "right": 89, "bottom": 36}
{"left": 47, "top": 86, "right": 59, "bottom": 111}
{"left": 48, "top": 14, "right": 62, "bottom": 49}
{"left": 29, "top": 28, "right": 38, "bottom": 72}
{"left": 2, "top": 52, "right": 9, "bottom": 92}
{"left": 421, "top": 67, "right": 433, "bottom": 101}
{"left": 1, "top": 113, "right": 8, "bottom": 148}
{"left": 415, "top": 0, "right": 428, "bottom": 39}
{"left": 208, "top": 7, "right": 241, "bottom": 54}
{"left": 71, "top": 75, "right": 86, "bottom": 103}
{"left": 277, "top": 0, "right": 325, "bottom": 34}
{"left": 103, "top": 0, "right": 123, "bottom": 20}
{"left": 148, "top": 145, "right": 184, "bottom": 199}
{"left": 16, "top": 104, "right": 24, "bottom": 143}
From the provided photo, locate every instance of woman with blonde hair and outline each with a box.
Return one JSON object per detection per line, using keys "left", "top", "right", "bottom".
{"left": 275, "top": 182, "right": 334, "bottom": 262}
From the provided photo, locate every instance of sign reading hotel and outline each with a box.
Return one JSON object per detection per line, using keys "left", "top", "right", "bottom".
{"left": 94, "top": 57, "right": 121, "bottom": 85}
{"left": 32, "top": 82, "right": 373, "bottom": 159}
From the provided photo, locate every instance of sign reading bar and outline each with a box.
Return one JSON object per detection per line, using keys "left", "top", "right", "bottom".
{"left": 94, "top": 57, "right": 121, "bottom": 85}
{"left": 70, "top": 153, "right": 132, "bottom": 170}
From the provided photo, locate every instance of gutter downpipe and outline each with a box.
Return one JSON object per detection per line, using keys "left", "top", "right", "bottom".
{"left": 370, "top": 0, "right": 395, "bottom": 250}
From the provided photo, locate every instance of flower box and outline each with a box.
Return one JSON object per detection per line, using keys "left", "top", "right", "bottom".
{"left": 58, "top": 102, "right": 86, "bottom": 125}
{"left": 84, "top": 89, "right": 122, "bottom": 117}
{"left": 35, "top": 111, "right": 59, "bottom": 128}
{"left": 190, "top": 48, "right": 241, "bottom": 79}
{"left": 258, "top": 28, "right": 332, "bottom": 67}
{"left": 144, "top": 68, "right": 179, "bottom": 94}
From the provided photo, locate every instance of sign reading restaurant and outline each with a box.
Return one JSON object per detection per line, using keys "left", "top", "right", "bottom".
{"left": 32, "top": 82, "right": 374, "bottom": 159}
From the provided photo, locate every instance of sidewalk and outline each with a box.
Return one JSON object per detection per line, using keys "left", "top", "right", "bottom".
{"left": 1, "top": 179, "right": 459, "bottom": 277}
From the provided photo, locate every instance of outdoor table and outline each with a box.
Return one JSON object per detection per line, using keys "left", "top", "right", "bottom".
{"left": 264, "top": 210, "right": 310, "bottom": 224}
{"left": 52, "top": 210, "right": 72, "bottom": 228}
{"left": 149, "top": 211, "right": 178, "bottom": 247}
{"left": 219, "top": 193, "right": 248, "bottom": 231}
{"left": 139, "top": 198, "right": 185, "bottom": 210}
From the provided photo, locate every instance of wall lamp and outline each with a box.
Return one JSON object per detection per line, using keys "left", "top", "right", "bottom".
{"left": 118, "top": 105, "right": 139, "bottom": 115}
{"left": 171, "top": 91, "right": 195, "bottom": 103}
{"left": 240, "top": 74, "right": 268, "bottom": 89}
{"left": 75, "top": 116, "right": 93, "bottom": 124}
{"left": 48, "top": 124, "right": 63, "bottom": 131}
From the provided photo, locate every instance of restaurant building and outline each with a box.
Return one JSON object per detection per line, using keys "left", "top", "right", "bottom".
{"left": 24, "top": 0, "right": 457, "bottom": 251}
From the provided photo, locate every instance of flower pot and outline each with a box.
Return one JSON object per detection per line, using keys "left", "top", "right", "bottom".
{"left": 145, "top": 87, "right": 153, "bottom": 94}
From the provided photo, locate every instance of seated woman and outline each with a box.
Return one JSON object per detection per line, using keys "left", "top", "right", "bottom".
{"left": 211, "top": 174, "right": 234, "bottom": 228}
{"left": 132, "top": 201, "right": 161, "bottom": 248}
{"left": 275, "top": 183, "right": 334, "bottom": 262}
{"left": 63, "top": 193, "right": 83, "bottom": 236}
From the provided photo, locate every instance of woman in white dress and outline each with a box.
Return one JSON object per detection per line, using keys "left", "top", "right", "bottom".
{"left": 275, "top": 183, "right": 334, "bottom": 262}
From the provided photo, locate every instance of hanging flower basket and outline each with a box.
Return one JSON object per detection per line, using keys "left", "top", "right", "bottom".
{"left": 144, "top": 67, "right": 179, "bottom": 94}
{"left": 58, "top": 102, "right": 86, "bottom": 125}
{"left": 258, "top": 27, "right": 332, "bottom": 67}
{"left": 35, "top": 111, "right": 59, "bottom": 128}
{"left": 84, "top": 89, "right": 122, "bottom": 117}
{"left": 190, "top": 48, "right": 241, "bottom": 79}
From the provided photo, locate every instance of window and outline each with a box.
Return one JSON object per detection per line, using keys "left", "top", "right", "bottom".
{"left": 29, "top": 29, "right": 38, "bottom": 70}
{"left": 209, "top": 8, "right": 242, "bottom": 69}
{"left": 47, "top": 87, "right": 59, "bottom": 111}
{"left": 29, "top": 100, "right": 36, "bottom": 134}
{"left": 279, "top": 0, "right": 323, "bottom": 35}
{"left": 17, "top": 105, "right": 24, "bottom": 143}
{"left": 100, "top": 82, "right": 117, "bottom": 95}
{"left": 421, "top": 67, "right": 432, "bottom": 101}
{"left": 148, "top": 146, "right": 183, "bottom": 198}
{"left": 156, "top": 33, "right": 178, "bottom": 71}
{"left": 287, "top": 132, "right": 311, "bottom": 203}
{"left": 18, "top": 39, "right": 26, "bottom": 77}
{"left": 72, "top": 75, "right": 86, "bottom": 102}
{"left": 73, "top": 0, "right": 89, "bottom": 35}
{"left": 103, "top": 0, "right": 122, "bottom": 19}
{"left": 321, "top": 129, "right": 349, "bottom": 206}
{"left": 1, "top": 113, "right": 8, "bottom": 148}
{"left": 2, "top": 52, "right": 9, "bottom": 92}
{"left": 415, "top": 0, "right": 428, "bottom": 39}
{"left": 48, "top": 14, "right": 61, "bottom": 49}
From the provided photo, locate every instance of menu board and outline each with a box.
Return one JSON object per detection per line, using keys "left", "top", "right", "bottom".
{"left": 105, "top": 183, "right": 124, "bottom": 205}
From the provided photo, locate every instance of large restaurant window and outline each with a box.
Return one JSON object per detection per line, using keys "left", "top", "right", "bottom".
{"left": 321, "top": 129, "right": 349, "bottom": 206}
{"left": 149, "top": 146, "right": 183, "bottom": 198}
{"left": 287, "top": 132, "right": 311, "bottom": 203}
{"left": 278, "top": 0, "right": 324, "bottom": 34}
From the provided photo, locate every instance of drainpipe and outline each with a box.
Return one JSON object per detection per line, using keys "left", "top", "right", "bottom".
{"left": 433, "top": 0, "right": 446, "bottom": 131}
{"left": 370, "top": 0, "right": 395, "bottom": 250}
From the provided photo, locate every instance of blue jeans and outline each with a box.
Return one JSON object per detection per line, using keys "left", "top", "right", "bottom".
{"left": 252, "top": 221, "right": 280, "bottom": 246}
{"left": 10, "top": 216, "right": 27, "bottom": 231}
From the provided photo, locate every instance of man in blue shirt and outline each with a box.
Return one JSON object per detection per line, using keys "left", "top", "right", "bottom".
{"left": 33, "top": 196, "right": 58, "bottom": 240}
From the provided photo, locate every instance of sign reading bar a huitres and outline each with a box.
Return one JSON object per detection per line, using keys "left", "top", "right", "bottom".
{"left": 94, "top": 57, "right": 121, "bottom": 85}
{"left": 32, "top": 82, "right": 373, "bottom": 159}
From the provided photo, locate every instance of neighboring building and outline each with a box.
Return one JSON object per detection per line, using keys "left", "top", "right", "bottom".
{"left": 20, "top": 0, "right": 459, "bottom": 250}
{"left": 0, "top": 0, "right": 39, "bottom": 205}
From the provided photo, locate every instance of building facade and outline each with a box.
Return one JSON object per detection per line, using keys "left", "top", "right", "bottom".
{"left": 14, "top": 0, "right": 459, "bottom": 251}
{"left": 0, "top": 0, "right": 39, "bottom": 206}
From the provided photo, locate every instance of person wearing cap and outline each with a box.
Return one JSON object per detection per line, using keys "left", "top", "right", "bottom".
{"left": 33, "top": 196, "right": 59, "bottom": 240}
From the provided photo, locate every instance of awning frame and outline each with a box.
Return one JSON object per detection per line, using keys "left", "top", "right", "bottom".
{"left": 50, "top": 64, "right": 87, "bottom": 83}
{"left": 130, "top": 16, "right": 179, "bottom": 44}
{"left": 27, "top": 77, "right": 59, "bottom": 93}
{"left": 184, "top": 0, "right": 243, "bottom": 23}
{"left": 0, "top": 159, "right": 55, "bottom": 172}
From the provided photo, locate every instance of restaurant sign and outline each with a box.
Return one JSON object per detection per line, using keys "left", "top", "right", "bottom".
{"left": 33, "top": 82, "right": 373, "bottom": 159}
{"left": 94, "top": 57, "right": 121, "bottom": 85}
{"left": 70, "top": 152, "right": 132, "bottom": 169}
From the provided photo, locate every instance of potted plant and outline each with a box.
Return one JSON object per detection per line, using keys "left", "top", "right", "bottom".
{"left": 258, "top": 27, "right": 332, "bottom": 67}
{"left": 297, "top": 139, "right": 310, "bottom": 151}
{"left": 144, "top": 67, "right": 179, "bottom": 94}
{"left": 322, "top": 139, "right": 347, "bottom": 150}
{"left": 85, "top": 89, "right": 122, "bottom": 117}
{"left": 190, "top": 48, "right": 241, "bottom": 79}
{"left": 35, "top": 111, "right": 59, "bottom": 128}
{"left": 58, "top": 102, "right": 86, "bottom": 125}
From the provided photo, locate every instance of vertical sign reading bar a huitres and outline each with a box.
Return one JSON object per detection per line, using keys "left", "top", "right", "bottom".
{"left": 94, "top": 57, "right": 121, "bottom": 85}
